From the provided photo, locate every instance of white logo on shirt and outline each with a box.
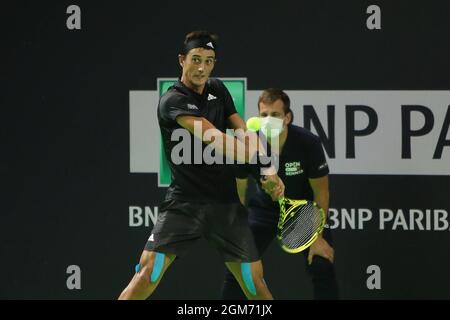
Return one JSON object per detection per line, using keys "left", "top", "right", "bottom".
{"left": 285, "top": 161, "right": 303, "bottom": 176}
{"left": 318, "top": 162, "right": 328, "bottom": 170}
{"left": 187, "top": 103, "right": 199, "bottom": 110}
{"left": 148, "top": 234, "right": 154, "bottom": 241}
{"left": 206, "top": 42, "right": 214, "bottom": 49}
{"left": 207, "top": 93, "right": 217, "bottom": 101}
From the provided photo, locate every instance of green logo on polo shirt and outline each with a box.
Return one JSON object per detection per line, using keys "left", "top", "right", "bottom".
{"left": 285, "top": 161, "right": 303, "bottom": 176}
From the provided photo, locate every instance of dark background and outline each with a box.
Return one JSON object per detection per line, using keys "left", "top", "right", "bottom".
{"left": 3, "top": 0, "right": 450, "bottom": 299}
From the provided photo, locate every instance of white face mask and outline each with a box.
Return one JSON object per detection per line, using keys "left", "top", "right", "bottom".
{"left": 260, "top": 116, "right": 284, "bottom": 138}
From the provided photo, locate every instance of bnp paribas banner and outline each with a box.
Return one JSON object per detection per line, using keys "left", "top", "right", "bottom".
{"left": 130, "top": 78, "right": 450, "bottom": 186}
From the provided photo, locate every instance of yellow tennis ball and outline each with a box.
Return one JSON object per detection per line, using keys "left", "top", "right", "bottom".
{"left": 246, "top": 117, "right": 261, "bottom": 132}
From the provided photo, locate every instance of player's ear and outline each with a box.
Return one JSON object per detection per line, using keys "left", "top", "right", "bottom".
{"left": 178, "top": 54, "right": 185, "bottom": 68}
{"left": 285, "top": 111, "right": 292, "bottom": 125}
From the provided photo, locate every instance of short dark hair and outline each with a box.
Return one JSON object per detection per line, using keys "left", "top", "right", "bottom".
{"left": 182, "top": 31, "right": 219, "bottom": 55}
{"left": 258, "top": 88, "right": 294, "bottom": 124}
{"left": 184, "top": 30, "right": 218, "bottom": 45}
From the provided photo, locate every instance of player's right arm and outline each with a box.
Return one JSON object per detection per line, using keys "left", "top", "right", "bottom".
{"left": 176, "top": 115, "right": 257, "bottom": 164}
{"left": 159, "top": 93, "right": 252, "bottom": 162}
{"left": 177, "top": 115, "right": 284, "bottom": 197}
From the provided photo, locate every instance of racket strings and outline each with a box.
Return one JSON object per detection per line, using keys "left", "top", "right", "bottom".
{"left": 278, "top": 199, "right": 306, "bottom": 226}
{"left": 279, "top": 202, "right": 323, "bottom": 250}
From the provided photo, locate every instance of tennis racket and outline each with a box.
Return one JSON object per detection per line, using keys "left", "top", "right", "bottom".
{"left": 276, "top": 197, "right": 326, "bottom": 254}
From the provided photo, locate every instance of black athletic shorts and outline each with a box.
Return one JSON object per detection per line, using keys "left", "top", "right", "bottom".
{"left": 144, "top": 199, "right": 260, "bottom": 262}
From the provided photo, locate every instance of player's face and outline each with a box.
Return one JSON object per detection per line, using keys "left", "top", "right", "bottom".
{"left": 179, "top": 48, "right": 216, "bottom": 90}
{"left": 259, "top": 99, "right": 291, "bottom": 130}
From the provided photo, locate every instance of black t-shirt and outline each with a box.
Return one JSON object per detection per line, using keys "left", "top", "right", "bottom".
{"left": 157, "top": 78, "right": 240, "bottom": 203}
{"left": 240, "top": 124, "right": 330, "bottom": 210}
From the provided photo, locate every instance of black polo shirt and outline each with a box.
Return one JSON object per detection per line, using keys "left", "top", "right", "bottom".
{"left": 244, "top": 124, "right": 330, "bottom": 210}
{"left": 157, "top": 78, "right": 241, "bottom": 203}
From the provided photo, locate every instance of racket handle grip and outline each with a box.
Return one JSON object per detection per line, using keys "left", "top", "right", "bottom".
{"left": 261, "top": 175, "right": 285, "bottom": 204}
{"left": 261, "top": 176, "right": 285, "bottom": 203}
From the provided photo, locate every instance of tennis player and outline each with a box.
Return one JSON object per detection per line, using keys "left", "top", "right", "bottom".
{"left": 119, "top": 31, "right": 283, "bottom": 300}
{"left": 221, "top": 88, "right": 339, "bottom": 299}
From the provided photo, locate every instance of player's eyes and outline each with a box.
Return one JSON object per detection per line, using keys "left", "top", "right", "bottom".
{"left": 192, "top": 57, "right": 214, "bottom": 65}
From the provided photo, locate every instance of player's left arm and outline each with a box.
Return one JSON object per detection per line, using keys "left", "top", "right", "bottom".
{"left": 308, "top": 137, "right": 330, "bottom": 214}
{"left": 308, "top": 175, "right": 334, "bottom": 264}
{"left": 309, "top": 175, "right": 329, "bottom": 215}
{"left": 307, "top": 136, "right": 334, "bottom": 263}
{"left": 227, "top": 113, "right": 246, "bottom": 131}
